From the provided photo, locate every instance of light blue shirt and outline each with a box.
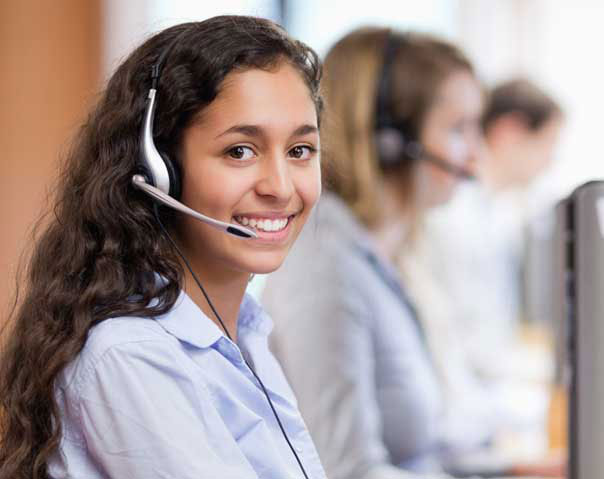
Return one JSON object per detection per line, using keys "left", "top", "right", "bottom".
{"left": 48, "top": 290, "right": 326, "bottom": 479}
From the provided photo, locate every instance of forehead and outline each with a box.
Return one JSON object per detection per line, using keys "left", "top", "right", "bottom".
{"left": 196, "top": 63, "right": 318, "bottom": 132}
{"left": 432, "top": 70, "right": 482, "bottom": 115}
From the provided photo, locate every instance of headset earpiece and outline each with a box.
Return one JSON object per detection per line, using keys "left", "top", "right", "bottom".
{"left": 160, "top": 151, "right": 181, "bottom": 200}
{"left": 375, "top": 127, "right": 406, "bottom": 166}
{"left": 374, "top": 31, "right": 412, "bottom": 168}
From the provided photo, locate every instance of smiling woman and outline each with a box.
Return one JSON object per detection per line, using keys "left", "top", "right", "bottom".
{"left": 0, "top": 16, "right": 326, "bottom": 479}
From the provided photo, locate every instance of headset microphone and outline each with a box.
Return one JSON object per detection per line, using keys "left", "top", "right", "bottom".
{"left": 404, "top": 140, "right": 475, "bottom": 180}
{"left": 132, "top": 175, "right": 256, "bottom": 238}
{"left": 132, "top": 70, "right": 256, "bottom": 239}
{"left": 376, "top": 125, "right": 475, "bottom": 180}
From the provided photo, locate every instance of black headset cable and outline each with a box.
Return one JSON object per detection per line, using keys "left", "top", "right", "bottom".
{"left": 153, "top": 204, "right": 311, "bottom": 479}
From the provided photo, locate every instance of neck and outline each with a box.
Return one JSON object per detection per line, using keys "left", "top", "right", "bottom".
{"left": 176, "top": 241, "right": 250, "bottom": 343}
{"left": 368, "top": 178, "right": 412, "bottom": 261}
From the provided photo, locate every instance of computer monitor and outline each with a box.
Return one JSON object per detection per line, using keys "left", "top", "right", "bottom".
{"left": 558, "top": 180, "right": 604, "bottom": 479}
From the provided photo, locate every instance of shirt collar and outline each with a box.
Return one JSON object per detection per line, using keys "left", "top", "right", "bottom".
{"left": 153, "top": 290, "right": 272, "bottom": 349}
{"left": 238, "top": 293, "right": 274, "bottom": 336}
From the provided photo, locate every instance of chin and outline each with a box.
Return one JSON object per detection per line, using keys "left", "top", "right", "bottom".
{"left": 237, "top": 251, "right": 289, "bottom": 275}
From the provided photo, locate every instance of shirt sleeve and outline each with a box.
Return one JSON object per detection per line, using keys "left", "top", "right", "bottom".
{"left": 74, "top": 339, "right": 257, "bottom": 479}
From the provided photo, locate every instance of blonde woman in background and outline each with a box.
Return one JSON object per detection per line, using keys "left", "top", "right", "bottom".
{"left": 262, "top": 28, "right": 485, "bottom": 479}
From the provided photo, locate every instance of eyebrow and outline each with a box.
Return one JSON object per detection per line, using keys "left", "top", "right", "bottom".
{"left": 214, "top": 124, "right": 318, "bottom": 140}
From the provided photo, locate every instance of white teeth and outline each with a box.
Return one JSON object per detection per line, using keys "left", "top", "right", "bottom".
{"left": 235, "top": 216, "right": 290, "bottom": 232}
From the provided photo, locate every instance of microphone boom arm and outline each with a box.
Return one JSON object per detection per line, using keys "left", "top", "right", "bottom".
{"left": 132, "top": 175, "right": 257, "bottom": 239}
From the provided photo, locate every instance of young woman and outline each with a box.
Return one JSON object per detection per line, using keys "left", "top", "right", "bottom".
{"left": 262, "top": 28, "right": 485, "bottom": 479}
{"left": 0, "top": 16, "right": 326, "bottom": 479}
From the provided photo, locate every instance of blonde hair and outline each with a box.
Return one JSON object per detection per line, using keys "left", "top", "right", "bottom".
{"left": 321, "top": 27, "right": 473, "bottom": 228}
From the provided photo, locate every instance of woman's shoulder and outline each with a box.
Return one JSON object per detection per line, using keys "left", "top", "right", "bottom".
{"left": 58, "top": 314, "right": 181, "bottom": 393}
{"left": 86, "top": 315, "right": 173, "bottom": 356}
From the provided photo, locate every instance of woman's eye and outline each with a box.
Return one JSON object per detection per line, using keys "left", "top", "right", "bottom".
{"left": 227, "top": 145, "right": 255, "bottom": 161}
{"left": 288, "top": 145, "right": 315, "bottom": 160}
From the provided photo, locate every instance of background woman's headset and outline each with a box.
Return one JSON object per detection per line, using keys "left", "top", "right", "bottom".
{"left": 374, "top": 30, "right": 475, "bottom": 180}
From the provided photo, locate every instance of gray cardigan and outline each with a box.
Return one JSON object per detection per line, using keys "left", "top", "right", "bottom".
{"left": 263, "top": 193, "right": 446, "bottom": 479}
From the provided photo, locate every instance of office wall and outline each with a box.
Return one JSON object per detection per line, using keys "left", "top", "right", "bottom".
{"left": 0, "top": 1, "right": 101, "bottom": 318}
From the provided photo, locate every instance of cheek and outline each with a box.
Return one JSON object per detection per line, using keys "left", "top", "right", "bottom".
{"left": 511, "top": 140, "right": 551, "bottom": 181}
{"left": 433, "top": 131, "right": 472, "bottom": 167}
{"left": 182, "top": 167, "right": 251, "bottom": 217}
{"left": 422, "top": 160, "right": 460, "bottom": 204}
{"left": 533, "top": 141, "right": 555, "bottom": 169}
{"left": 447, "top": 135, "right": 472, "bottom": 166}
{"left": 422, "top": 127, "right": 458, "bottom": 162}
{"left": 295, "top": 163, "right": 322, "bottom": 212}
{"left": 417, "top": 160, "right": 449, "bottom": 190}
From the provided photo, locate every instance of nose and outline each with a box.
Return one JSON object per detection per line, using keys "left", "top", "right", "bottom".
{"left": 463, "top": 133, "right": 487, "bottom": 177}
{"left": 255, "top": 153, "right": 294, "bottom": 203}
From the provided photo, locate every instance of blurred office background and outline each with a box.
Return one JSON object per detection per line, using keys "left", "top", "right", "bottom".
{"left": 1, "top": 0, "right": 602, "bottom": 327}
{"left": 3, "top": 0, "right": 603, "bottom": 466}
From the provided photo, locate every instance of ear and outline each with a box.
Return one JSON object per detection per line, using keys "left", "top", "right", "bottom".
{"left": 486, "top": 112, "right": 531, "bottom": 148}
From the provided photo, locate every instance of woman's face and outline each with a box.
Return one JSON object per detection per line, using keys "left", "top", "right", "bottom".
{"left": 416, "top": 69, "right": 484, "bottom": 207}
{"left": 485, "top": 113, "right": 564, "bottom": 189}
{"left": 177, "top": 63, "right": 321, "bottom": 275}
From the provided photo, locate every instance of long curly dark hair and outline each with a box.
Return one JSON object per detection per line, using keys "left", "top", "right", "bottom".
{"left": 0, "top": 15, "right": 322, "bottom": 479}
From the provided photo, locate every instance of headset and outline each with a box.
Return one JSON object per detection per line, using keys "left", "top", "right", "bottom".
{"left": 131, "top": 32, "right": 311, "bottom": 479}
{"left": 374, "top": 30, "right": 475, "bottom": 180}
{"left": 131, "top": 36, "right": 256, "bottom": 239}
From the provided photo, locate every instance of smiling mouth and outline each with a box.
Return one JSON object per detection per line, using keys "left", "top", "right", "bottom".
{"left": 233, "top": 215, "right": 295, "bottom": 233}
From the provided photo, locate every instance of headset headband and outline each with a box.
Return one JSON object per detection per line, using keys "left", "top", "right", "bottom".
{"left": 375, "top": 30, "right": 402, "bottom": 131}
{"left": 139, "top": 29, "right": 188, "bottom": 196}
